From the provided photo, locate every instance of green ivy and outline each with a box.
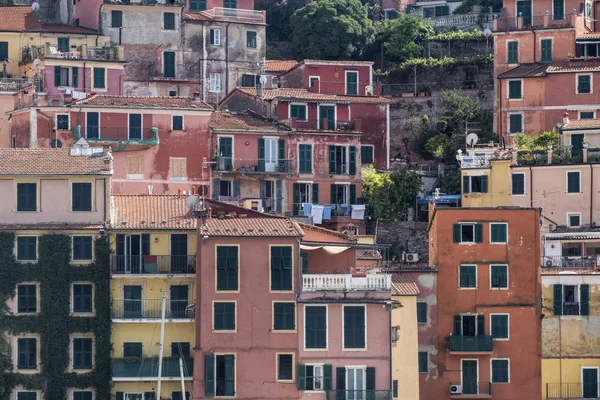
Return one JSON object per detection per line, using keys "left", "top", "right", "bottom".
{"left": 0, "top": 233, "right": 111, "bottom": 400}
{"left": 426, "top": 29, "right": 485, "bottom": 41}
{"left": 385, "top": 54, "right": 494, "bottom": 73}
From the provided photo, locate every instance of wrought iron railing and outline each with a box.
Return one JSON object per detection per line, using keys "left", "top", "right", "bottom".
{"left": 110, "top": 255, "right": 196, "bottom": 275}
{"left": 213, "top": 156, "right": 292, "bottom": 173}
{"left": 104, "top": 0, "right": 184, "bottom": 5}
{"left": 112, "top": 357, "right": 193, "bottom": 378}
{"left": 72, "top": 126, "right": 157, "bottom": 141}
{"left": 546, "top": 382, "right": 596, "bottom": 398}
{"left": 111, "top": 299, "right": 195, "bottom": 319}
{"left": 542, "top": 256, "right": 596, "bottom": 269}
{"left": 449, "top": 335, "right": 493, "bottom": 352}
{"left": 325, "top": 390, "right": 393, "bottom": 400}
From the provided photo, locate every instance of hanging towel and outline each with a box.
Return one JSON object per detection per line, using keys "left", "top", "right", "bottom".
{"left": 323, "top": 205, "right": 332, "bottom": 220}
{"left": 311, "top": 205, "right": 324, "bottom": 224}
{"left": 351, "top": 204, "right": 366, "bottom": 220}
{"left": 302, "top": 203, "right": 312, "bottom": 215}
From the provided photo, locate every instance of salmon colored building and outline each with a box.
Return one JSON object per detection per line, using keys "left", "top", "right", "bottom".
{"left": 427, "top": 206, "right": 542, "bottom": 399}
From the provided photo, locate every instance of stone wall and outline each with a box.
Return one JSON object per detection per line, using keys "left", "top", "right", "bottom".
{"left": 376, "top": 219, "right": 429, "bottom": 261}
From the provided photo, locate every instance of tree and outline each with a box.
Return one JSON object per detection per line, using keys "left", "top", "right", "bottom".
{"left": 383, "top": 14, "right": 433, "bottom": 62}
{"left": 264, "top": 0, "right": 304, "bottom": 41}
{"left": 437, "top": 171, "right": 461, "bottom": 195}
{"left": 426, "top": 134, "right": 452, "bottom": 160}
{"left": 290, "top": 0, "right": 373, "bottom": 60}
{"left": 362, "top": 166, "right": 422, "bottom": 220}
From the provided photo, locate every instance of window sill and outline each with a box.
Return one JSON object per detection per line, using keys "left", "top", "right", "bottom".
{"left": 127, "top": 175, "right": 144, "bottom": 180}
{"left": 459, "top": 287, "right": 478, "bottom": 290}
{"left": 304, "top": 348, "right": 328, "bottom": 351}
{"left": 71, "top": 312, "right": 96, "bottom": 317}
{"left": 71, "top": 260, "right": 94, "bottom": 265}
{"left": 277, "top": 379, "right": 295, "bottom": 383}
{"left": 212, "top": 330, "right": 237, "bottom": 333}
{"left": 15, "top": 312, "right": 39, "bottom": 316}
{"left": 16, "top": 259, "right": 37, "bottom": 263}
{"left": 492, "top": 338, "right": 509, "bottom": 341}
{"left": 272, "top": 330, "right": 297, "bottom": 333}
{"left": 15, "top": 368, "right": 40, "bottom": 374}
{"left": 70, "top": 367, "right": 94, "bottom": 374}
{"left": 490, "top": 287, "right": 508, "bottom": 291}
{"left": 489, "top": 242, "right": 508, "bottom": 245}
{"left": 215, "top": 290, "right": 240, "bottom": 294}
{"left": 342, "top": 348, "right": 367, "bottom": 351}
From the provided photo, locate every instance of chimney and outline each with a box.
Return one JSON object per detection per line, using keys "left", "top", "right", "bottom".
{"left": 257, "top": 83, "right": 263, "bottom": 98}
{"left": 563, "top": 112, "right": 569, "bottom": 126}
{"left": 178, "top": 188, "right": 182, "bottom": 198}
{"left": 102, "top": 147, "right": 113, "bottom": 172}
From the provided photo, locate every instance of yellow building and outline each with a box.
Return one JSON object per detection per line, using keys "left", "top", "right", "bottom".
{"left": 110, "top": 195, "right": 197, "bottom": 400}
{"left": 391, "top": 275, "right": 420, "bottom": 400}
{"left": 458, "top": 148, "right": 512, "bottom": 207}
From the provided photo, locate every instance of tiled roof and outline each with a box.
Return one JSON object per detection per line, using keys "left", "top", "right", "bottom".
{"left": 182, "top": 12, "right": 212, "bottom": 21}
{"left": 298, "top": 222, "right": 355, "bottom": 241}
{"left": 497, "top": 63, "right": 549, "bottom": 79}
{"left": 200, "top": 217, "right": 304, "bottom": 237}
{"left": 233, "top": 87, "right": 389, "bottom": 104}
{"left": 551, "top": 226, "right": 600, "bottom": 234}
{"left": 563, "top": 118, "right": 600, "bottom": 130}
{"left": 391, "top": 274, "right": 420, "bottom": 295}
{"left": 0, "top": 6, "right": 42, "bottom": 32}
{"left": 74, "top": 95, "right": 213, "bottom": 110}
{"left": 577, "top": 33, "right": 600, "bottom": 39}
{"left": 0, "top": 148, "right": 112, "bottom": 176}
{"left": 357, "top": 249, "right": 382, "bottom": 260}
{"left": 265, "top": 60, "right": 299, "bottom": 72}
{"left": 41, "top": 24, "right": 98, "bottom": 34}
{"left": 547, "top": 60, "right": 600, "bottom": 72}
{"left": 0, "top": 223, "right": 104, "bottom": 231}
{"left": 211, "top": 112, "right": 287, "bottom": 131}
{"left": 304, "top": 59, "right": 374, "bottom": 67}
{"left": 111, "top": 195, "right": 196, "bottom": 230}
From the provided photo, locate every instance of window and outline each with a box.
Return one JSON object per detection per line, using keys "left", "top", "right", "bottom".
{"left": 224, "top": 0, "right": 237, "bottom": 7}
{"left": 417, "top": 302, "right": 427, "bottom": 323}
{"left": 554, "top": 284, "right": 589, "bottom": 316}
{"left": 126, "top": 156, "right": 144, "bottom": 179}
{"left": 171, "top": 342, "right": 191, "bottom": 358}
{"left": 190, "top": 0, "right": 206, "bottom": 11}
{"left": 209, "top": 73, "right": 221, "bottom": 93}
{"left": 17, "top": 182, "right": 36, "bottom": 211}
{"left": 384, "top": 9, "right": 399, "bottom": 20}
{"left": 73, "top": 392, "right": 92, "bottom": 400}
{"left": 213, "top": 302, "right": 235, "bottom": 331}
{"left": 453, "top": 223, "right": 483, "bottom": 244}
{"left": 346, "top": 71, "right": 358, "bottom": 95}
{"left": 241, "top": 74, "right": 258, "bottom": 88}
{"left": 491, "top": 265, "right": 508, "bottom": 289}
{"left": 170, "top": 157, "right": 187, "bottom": 180}
{"left": 57, "top": 114, "right": 70, "bottom": 130}
{"left": 17, "top": 338, "right": 37, "bottom": 369}
{"left": 204, "top": 354, "right": 235, "bottom": 397}
{"left": 216, "top": 246, "right": 238, "bottom": 291}
{"left": 57, "top": 37, "right": 70, "bottom": 53}
{"left": 578, "top": 74, "right": 592, "bottom": 94}
{"left": 73, "top": 284, "right": 93, "bottom": 313}
{"left": 393, "top": 380, "right": 398, "bottom": 398}
{"left": 271, "top": 246, "right": 293, "bottom": 291}
{"left": 490, "top": 223, "right": 507, "bottom": 243}
{"left": 123, "top": 342, "right": 142, "bottom": 358}
{"left": 361, "top": 146, "right": 373, "bottom": 164}
{"left": 72, "top": 182, "right": 92, "bottom": 212}
{"left": 73, "top": 236, "right": 93, "bottom": 261}
{"left": 541, "top": 39, "right": 552, "bottom": 61}
{"left": 568, "top": 212, "right": 582, "bottom": 227}
{"left": 214, "top": 180, "right": 232, "bottom": 197}
{"left": 111, "top": 10, "right": 122, "bottom": 28}
{"left": 299, "top": 364, "right": 327, "bottom": 390}
{"left": 567, "top": 171, "right": 580, "bottom": 193}
{"left": 17, "top": 393, "right": 37, "bottom": 400}
{"left": 459, "top": 265, "right": 477, "bottom": 288}
{"left": 512, "top": 173, "right": 525, "bottom": 195}
{"left": 17, "top": 237, "right": 37, "bottom": 261}
{"left": 491, "top": 359, "right": 509, "bottom": 383}
{"left": 491, "top": 314, "right": 509, "bottom": 339}
{"left": 553, "top": 0, "right": 564, "bottom": 19}
{"left": 172, "top": 392, "right": 191, "bottom": 400}
{"left": 209, "top": 28, "right": 221, "bottom": 45}
{"left": 329, "top": 145, "right": 357, "bottom": 175}
{"left": 247, "top": 31, "right": 257, "bottom": 48}
{"left": 508, "top": 80, "right": 522, "bottom": 99}
{"left": 128, "top": 113, "right": 142, "bottom": 140}
{"left": 172, "top": 115, "right": 184, "bottom": 130}
{"left": 274, "top": 302, "right": 295, "bottom": 331}
{"left": 507, "top": 41, "right": 518, "bottom": 64}
{"left": 310, "top": 76, "right": 320, "bottom": 88}
{"left": 164, "top": 12, "right": 175, "bottom": 30}
{"left": 298, "top": 144, "right": 312, "bottom": 173}
{"left": 580, "top": 111, "right": 595, "bottom": 119}
{"left": 86, "top": 112, "right": 99, "bottom": 139}
{"left": 290, "top": 104, "right": 307, "bottom": 122}
{"left": 343, "top": 305, "right": 366, "bottom": 349}
{"left": 92, "top": 67, "right": 105, "bottom": 89}
{"left": 17, "top": 284, "right": 37, "bottom": 313}
{"left": 418, "top": 352, "right": 428, "bottom": 373}
{"left": 587, "top": 0, "right": 592, "bottom": 19}
{"left": 277, "top": 354, "right": 294, "bottom": 381}
{"left": 305, "top": 305, "right": 327, "bottom": 349}
{"left": 73, "top": 338, "right": 93, "bottom": 369}
{"left": 0, "top": 42, "right": 6, "bottom": 63}
{"left": 163, "top": 51, "right": 176, "bottom": 78}
{"left": 331, "top": 184, "right": 356, "bottom": 206}
{"left": 508, "top": 113, "right": 523, "bottom": 134}
{"left": 462, "top": 175, "right": 488, "bottom": 193}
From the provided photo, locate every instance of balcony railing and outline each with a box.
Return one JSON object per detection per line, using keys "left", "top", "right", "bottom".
{"left": 302, "top": 274, "right": 392, "bottom": 292}
{"left": 547, "top": 382, "right": 595, "bottom": 399}
{"left": 111, "top": 255, "right": 196, "bottom": 275}
{"left": 111, "top": 299, "right": 195, "bottom": 319}
{"left": 104, "top": 0, "right": 184, "bottom": 5}
{"left": 563, "top": 302, "right": 581, "bottom": 316}
{"left": 202, "top": 7, "right": 266, "bottom": 23}
{"left": 449, "top": 335, "right": 493, "bottom": 352}
{"left": 280, "top": 118, "right": 361, "bottom": 132}
{"left": 542, "top": 256, "right": 596, "bottom": 269}
{"left": 113, "top": 357, "right": 193, "bottom": 378}
{"left": 213, "top": 156, "right": 292, "bottom": 173}
{"left": 72, "top": 126, "right": 157, "bottom": 142}
{"left": 307, "top": 81, "right": 377, "bottom": 97}
{"left": 325, "top": 390, "right": 393, "bottom": 400}
{"left": 494, "top": 13, "right": 575, "bottom": 32}
{"left": 0, "top": 78, "right": 36, "bottom": 92}
{"left": 449, "top": 382, "right": 492, "bottom": 396}
{"left": 35, "top": 44, "right": 123, "bottom": 61}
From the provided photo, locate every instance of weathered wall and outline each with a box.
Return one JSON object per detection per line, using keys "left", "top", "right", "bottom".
{"left": 461, "top": 159, "right": 511, "bottom": 207}
{"left": 392, "top": 294, "right": 420, "bottom": 400}
{"left": 376, "top": 220, "right": 429, "bottom": 260}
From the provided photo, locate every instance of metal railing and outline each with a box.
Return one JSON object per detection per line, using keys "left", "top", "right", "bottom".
{"left": 563, "top": 303, "right": 581, "bottom": 316}
{"left": 516, "top": 150, "right": 548, "bottom": 165}
{"left": 213, "top": 156, "right": 292, "bottom": 173}
{"left": 0, "top": 78, "right": 36, "bottom": 92}
{"left": 326, "top": 390, "right": 393, "bottom": 400}
{"left": 302, "top": 274, "right": 392, "bottom": 292}
{"left": 280, "top": 118, "right": 358, "bottom": 132}
{"left": 72, "top": 126, "right": 157, "bottom": 141}
{"left": 449, "top": 382, "right": 492, "bottom": 396}
{"left": 494, "top": 14, "right": 574, "bottom": 32}
{"left": 111, "top": 299, "right": 195, "bottom": 319}
{"left": 113, "top": 357, "right": 193, "bottom": 378}
{"left": 449, "top": 335, "right": 493, "bottom": 352}
{"left": 110, "top": 255, "right": 196, "bottom": 275}
{"left": 202, "top": 7, "right": 266, "bottom": 23}
{"left": 547, "top": 382, "right": 595, "bottom": 399}
{"left": 430, "top": 13, "right": 493, "bottom": 28}
{"left": 542, "top": 256, "right": 596, "bottom": 269}
{"left": 308, "top": 81, "right": 376, "bottom": 96}
{"left": 104, "top": 0, "right": 184, "bottom": 5}
{"left": 457, "top": 154, "right": 492, "bottom": 169}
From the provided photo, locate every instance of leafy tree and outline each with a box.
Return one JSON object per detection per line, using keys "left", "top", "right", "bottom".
{"left": 515, "top": 131, "right": 559, "bottom": 150}
{"left": 383, "top": 13, "right": 433, "bottom": 62}
{"left": 404, "top": 114, "right": 437, "bottom": 159}
{"left": 362, "top": 166, "right": 422, "bottom": 220}
{"left": 426, "top": 134, "right": 452, "bottom": 160}
{"left": 290, "top": 0, "right": 373, "bottom": 60}
{"left": 437, "top": 171, "right": 461, "bottom": 195}
{"left": 264, "top": 0, "right": 304, "bottom": 41}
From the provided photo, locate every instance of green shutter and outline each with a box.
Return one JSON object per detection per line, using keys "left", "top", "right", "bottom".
{"left": 54, "top": 66, "right": 61, "bottom": 87}
{"left": 580, "top": 284, "right": 590, "bottom": 316}
{"left": 276, "top": 179, "right": 283, "bottom": 212}
{"left": 509, "top": 81, "right": 521, "bottom": 98}
{"left": 260, "top": 180, "right": 266, "bottom": 199}
{"left": 312, "top": 183, "right": 319, "bottom": 204}
{"left": 205, "top": 353, "right": 215, "bottom": 396}
{"left": 462, "top": 175, "right": 470, "bottom": 194}
{"left": 278, "top": 139, "right": 285, "bottom": 160}
{"left": 142, "top": 234, "right": 150, "bottom": 255}
{"left": 453, "top": 224, "right": 461, "bottom": 242}
{"left": 72, "top": 67, "right": 78, "bottom": 89}
{"left": 579, "top": 75, "right": 591, "bottom": 93}
{"left": 293, "top": 183, "right": 300, "bottom": 215}
{"left": 330, "top": 184, "right": 337, "bottom": 205}
{"left": 349, "top": 146, "right": 356, "bottom": 175}
{"left": 477, "top": 314, "right": 485, "bottom": 336}
{"left": 350, "top": 184, "right": 356, "bottom": 204}
{"left": 164, "top": 51, "right": 175, "bottom": 78}
{"left": 336, "top": 367, "right": 346, "bottom": 391}
{"left": 258, "top": 138, "right": 265, "bottom": 171}
{"left": 329, "top": 145, "right": 336, "bottom": 174}
{"left": 323, "top": 364, "right": 332, "bottom": 390}
{"left": 507, "top": 41, "right": 518, "bottom": 63}
{"left": 116, "top": 393, "right": 124, "bottom": 400}
{"left": 93, "top": 68, "right": 105, "bottom": 89}
{"left": 554, "top": 284, "right": 563, "bottom": 315}
{"left": 541, "top": 39, "right": 552, "bottom": 61}
{"left": 224, "top": 354, "right": 235, "bottom": 396}
{"left": 112, "top": 10, "right": 122, "bottom": 27}
{"left": 144, "top": 393, "right": 155, "bottom": 400}
{"left": 481, "top": 175, "right": 488, "bottom": 193}
{"left": 553, "top": 0, "right": 564, "bottom": 18}
{"left": 454, "top": 315, "right": 461, "bottom": 335}
{"left": 233, "top": 180, "right": 240, "bottom": 197}
{"left": 475, "top": 224, "right": 483, "bottom": 243}
{"left": 366, "top": 367, "right": 375, "bottom": 400}
{"left": 297, "top": 364, "right": 306, "bottom": 390}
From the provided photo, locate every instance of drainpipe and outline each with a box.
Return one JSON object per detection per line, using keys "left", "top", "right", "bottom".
{"left": 529, "top": 166, "right": 533, "bottom": 207}
{"left": 498, "top": 76, "right": 503, "bottom": 146}
{"left": 83, "top": 61, "right": 86, "bottom": 93}
{"left": 591, "top": 164, "right": 594, "bottom": 227}
{"left": 388, "top": 302, "right": 393, "bottom": 395}
{"left": 225, "top": 22, "right": 231, "bottom": 95}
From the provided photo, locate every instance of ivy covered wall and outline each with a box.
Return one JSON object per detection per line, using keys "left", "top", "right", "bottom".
{"left": 0, "top": 232, "right": 111, "bottom": 400}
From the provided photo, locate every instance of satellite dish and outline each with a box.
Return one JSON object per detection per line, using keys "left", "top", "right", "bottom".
{"left": 259, "top": 75, "right": 268, "bottom": 85}
{"left": 466, "top": 133, "right": 479, "bottom": 147}
{"left": 31, "top": 2, "right": 40, "bottom": 11}
{"left": 186, "top": 195, "right": 199, "bottom": 210}
{"left": 483, "top": 28, "right": 492, "bottom": 37}
{"left": 33, "top": 58, "right": 41, "bottom": 69}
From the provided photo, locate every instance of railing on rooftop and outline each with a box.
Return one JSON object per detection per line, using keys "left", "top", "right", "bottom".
{"left": 429, "top": 13, "right": 493, "bottom": 28}
{"left": 71, "top": 126, "right": 157, "bottom": 141}
{"left": 449, "top": 382, "right": 492, "bottom": 396}
{"left": 515, "top": 147, "right": 600, "bottom": 166}
{"left": 493, "top": 13, "right": 575, "bottom": 32}
{"left": 111, "top": 299, "right": 195, "bottom": 319}
{"left": 0, "top": 78, "right": 36, "bottom": 92}
{"left": 27, "top": 44, "right": 123, "bottom": 61}
{"left": 113, "top": 357, "right": 193, "bottom": 378}
{"left": 103, "top": 0, "right": 184, "bottom": 5}
{"left": 202, "top": 7, "right": 266, "bottom": 23}
{"left": 542, "top": 256, "right": 596, "bottom": 269}
{"left": 547, "top": 382, "right": 595, "bottom": 399}
{"left": 280, "top": 118, "right": 360, "bottom": 132}
{"left": 325, "top": 391, "right": 393, "bottom": 400}
{"left": 110, "top": 255, "right": 196, "bottom": 275}
{"left": 308, "top": 81, "right": 378, "bottom": 97}
{"left": 449, "top": 335, "right": 493, "bottom": 352}
{"left": 302, "top": 274, "right": 392, "bottom": 292}
{"left": 213, "top": 156, "right": 292, "bottom": 174}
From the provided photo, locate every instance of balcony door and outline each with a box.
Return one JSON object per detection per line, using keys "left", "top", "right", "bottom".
{"left": 123, "top": 234, "right": 142, "bottom": 274}
{"left": 346, "top": 367, "right": 365, "bottom": 400}
{"left": 264, "top": 138, "right": 278, "bottom": 172}
{"left": 218, "top": 136, "right": 233, "bottom": 171}
{"left": 170, "top": 234, "right": 188, "bottom": 273}
{"left": 572, "top": 134, "right": 584, "bottom": 159}
{"left": 124, "top": 394, "right": 143, "bottom": 400}
{"left": 583, "top": 367, "right": 599, "bottom": 398}
{"left": 319, "top": 105, "right": 335, "bottom": 130}
{"left": 461, "top": 360, "right": 478, "bottom": 395}
{"left": 123, "top": 285, "right": 142, "bottom": 318}
{"left": 516, "top": 0, "right": 532, "bottom": 26}
{"left": 462, "top": 315, "right": 476, "bottom": 336}
{"left": 170, "top": 285, "right": 188, "bottom": 318}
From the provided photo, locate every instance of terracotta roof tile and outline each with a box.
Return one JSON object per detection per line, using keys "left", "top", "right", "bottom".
{"left": 0, "top": 148, "right": 112, "bottom": 176}
{"left": 41, "top": 24, "right": 98, "bottom": 34}
{"left": 0, "top": 7, "right": 42, "bottom": 32}
{"left": 74, "top": 95, "right": 213, "bottom": 110}
{"left": 357, "top": 249, "right": 382, "bottom": 260}
{"left": 498, "top": 63, "right": 549, "bottom": 79}
{"left": 547, "top": 60, "right": 600, "bottom": 72}
{"left": 577, "top": 32, "right": 600, "bottom": 39}
{"left": 0, "top": 223, "right": 104, "bottom": 231}
{"left": 111, "top": 195, "right": 196, "bottom": 230}
{"left": 298, "top": 222, "right": 355, "bottom": 241}
{"left": 183, "top": 12, "right": 212, "bottom": 21}
{"left": 563, "top": 118, "right": 600, "bottom": 130}
{"left": 265, "top": 60, "right": 299, "bottom": 72}
{"left": 211, "top": 112, "right": 287, "bottom": 131}
{"left": 391, "top": 274, "right": 420, "bottom": 295}
{"left": 234, "top": 87, "right": 389, "bottom": 104}
{"left": 200, "top": 217, "right": 304, "bottom": 237}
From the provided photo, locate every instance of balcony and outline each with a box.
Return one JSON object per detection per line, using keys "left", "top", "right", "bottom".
{"left": 25, "top": 44, "right": 124, "bottom": 62}
{"left": 111, "top": 255, "right": 196, "bottom": 275}
{"left": 103, "top": 0, "right": 184, "bottom": 6}
{"left": 113, "top": 357, "right": 193, "bottom": 380}
{"left": 493, "top": 12, "right": 576, "bottom": 32}
{"left": 307, "top": 81, "right": 380, "bottom": 97}
{"left": 302, "top": 274, "right": 392, "bottom": 292}
{"left": 72, "top": 126, "right": 159, "bottom": 150}
{"left": 280, "top": 118, "right": 361, "bottom": 132}
{"left": 201, "top": 7, "right": 266, "bottom": 23}
{"left": 449, "top": 382, "right": 492, "bottom": 398}
{"left": 449, "top": 335, "right": 493, "bottom": 353}
{"left": 111, "top": 299, "right": 195, "bottom": 320}
{"left": 0, "top": 78, "right": 37, "bottom": 93}
{"left": 325, "top": 391, "right": 393, "bottom": 400}
{"left": 213, "top": 156, "right": 292, "bottom": 174}
{"left": 543, "top": 256, "right": 596, "bottom": 269}
{"left": 547, "top": 382, "right": 595, "bottom": 399}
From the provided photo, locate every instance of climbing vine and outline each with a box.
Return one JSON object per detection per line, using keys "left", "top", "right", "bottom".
{"left": 0, "top": 233, "right": 111, "bottom": 400}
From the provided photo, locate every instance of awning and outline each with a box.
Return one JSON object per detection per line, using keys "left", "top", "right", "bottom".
{"left": 300, "top": 244, "right": 349, "bottom": 254}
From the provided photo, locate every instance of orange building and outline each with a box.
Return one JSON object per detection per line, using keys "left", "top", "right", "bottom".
{"left": 427, "top": 206, "right": 542, "bottom": 399}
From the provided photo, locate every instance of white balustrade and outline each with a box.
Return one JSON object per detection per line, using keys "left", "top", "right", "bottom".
{"left": 302, "top": 274, "right": 392, "bottom": 292}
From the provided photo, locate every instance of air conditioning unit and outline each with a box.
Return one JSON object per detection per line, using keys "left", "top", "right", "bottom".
{"left": 449, "top": 384, "right": 462, "bottom": 395}
{"left": 406, "top": 253, "right": 419, "bottom": 263}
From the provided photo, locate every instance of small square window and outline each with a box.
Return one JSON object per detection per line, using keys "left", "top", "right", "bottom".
{"left": 491, "top": 265, "right": 508, "bottom": 289}
{"left": 123, "top": 342, "right": 142, "bottom": 358}
{"left": 213, "top": 302, "right": 235, "bottom": 331}
{"left": 508, "top": 80, "right": 522, "bottom": 99}
{"left": 462, "top": 175, "right": 488, "bottom": 193}
{"left": 273, "top": 302, "right": 295, "bottom": 331}
{"left": 580, "top": 111, "right": 595, "bottom": 119}
{"left": 72, "top": 183, "right": 92, "bottom": 212}
{"left": 361, "top": 146, "right": 374, "bottom": 164}
{"left": 163, "top": 12, "right": 176, "bottom": 30}
{"left": 459, "top": 265, "right": 477, "bottom": 288}
{"left": 210, "top": 28, "right": 221, "bottom": 45}
{"left": 73, "top": 236, "right": 93, "bottom": 261}
{"left": 578, "top": 74, "right": 592, "bottom": 94}
{"left": 568, "top": 213, "right": 581, "bottom": 227}
{"left": 417, "top": 302, "right": 427, "bottom": 323}
{"left": 172, "top": 115, "right": 184, "bottom": 130}
{"left": 490, "top": 223, "right": 507, "bottom": 243}
{"left": 111, "top": 10, "right": 122, "bottom": 28}
{"left": 418, "top": 351, "right": 428, "bottom": 373}
{"left": 73, "top": 392, "right": 92, "bottom": 400}
{"left": 17, "top": 237, "right": 37, "bottom": 261}
{"left": 277, "top": 354, "right": 294, "bottom": 381}
{"left": 509, "top": 114, "right": 523, "bottom": 134}
{"left": 491, "top": 359, "right": 509, "bottom": 383}
{"left": 57, "top": 114, "right": 69, "bottom": 130}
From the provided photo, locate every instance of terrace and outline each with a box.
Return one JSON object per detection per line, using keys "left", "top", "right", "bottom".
{"left": 301, "top": 274, "right": 392, "bottom": 292}
{"left": 493, "top": 12, "right": 577, "bottom": 32}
